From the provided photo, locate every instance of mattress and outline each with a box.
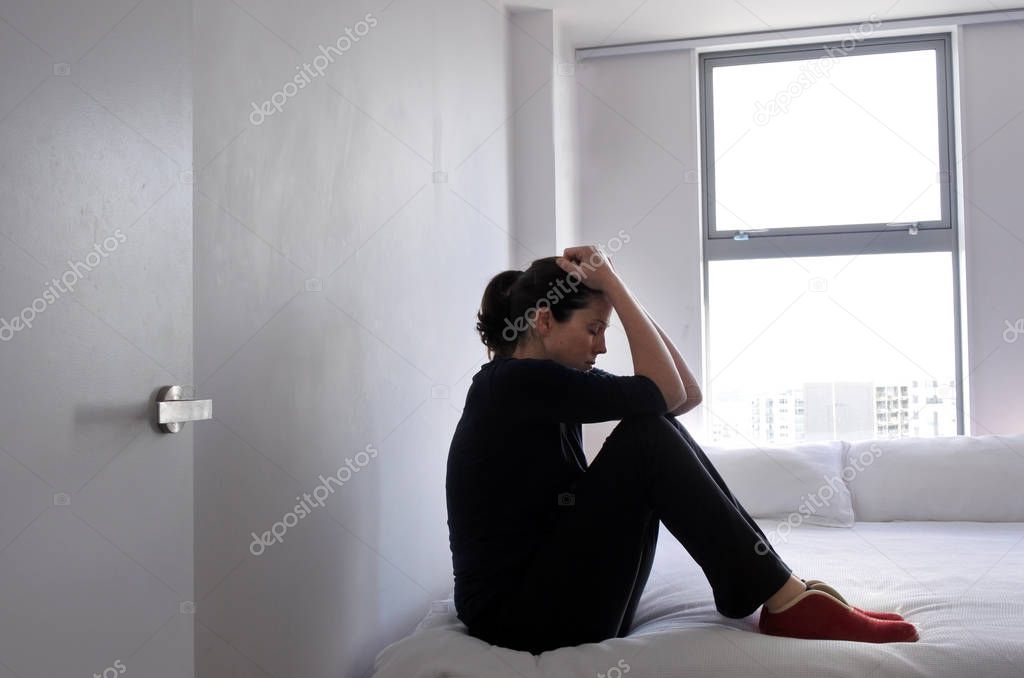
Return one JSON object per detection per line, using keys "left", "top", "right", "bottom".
{"left": 373, "top": 519, "right": 1024, "bottom": 677}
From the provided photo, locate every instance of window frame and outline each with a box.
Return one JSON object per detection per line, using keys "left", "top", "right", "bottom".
{"left": 697, "top": 32, "right": 965, "bottom": 438}
{"left": 699, "top": 33, "right": 957, "bottom": 245}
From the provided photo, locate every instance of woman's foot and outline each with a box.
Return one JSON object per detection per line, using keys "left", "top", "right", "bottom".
{"left": 801, "top": 579, "right": 906, "bottom": 621}
{"left": 759, "top": 589, "right": 919, "bottom": 643}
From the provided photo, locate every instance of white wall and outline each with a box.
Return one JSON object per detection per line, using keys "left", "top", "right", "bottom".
{"left": 576, "top": 48, "right": 706, "bottom": 456}
{"left": 956, "top": 21, "right": 1024, "bottom": 435}
{"left": 508, "top": 7, "right": 585, "bottom": 261}
{"left": 575, "top": 21, "right": 1024, "bottom": 457}
{"left": 194, "top": 1, "right": 523, "bottom": 676}
{"left": 510, "top": 9, "right": 558, "bottom": 266}
{"left": 553, "top": 17, "right": 582, "bottom": 250}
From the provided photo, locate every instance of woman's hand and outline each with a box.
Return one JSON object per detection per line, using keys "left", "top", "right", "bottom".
{"left": 555, "top": 245, "right": 620, "bottom": 292}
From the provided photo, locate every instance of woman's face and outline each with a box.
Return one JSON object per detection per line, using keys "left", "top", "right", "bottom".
{"left": 537, "top": 294, "right": 611, "bottom": 372}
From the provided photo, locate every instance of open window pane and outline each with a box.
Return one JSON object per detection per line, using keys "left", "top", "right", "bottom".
{"left": 706, "top": 252, "right": 957, "bottom": 445}
{"left": 710, "top": 48, "right": 943, "bottom": 231}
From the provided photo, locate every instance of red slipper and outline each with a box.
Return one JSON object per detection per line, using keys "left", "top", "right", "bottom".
{"left": 759, "top": 589, "right": 919, "bottom": 643}
{"left": 802, "top": 579, "right": 906, "bottom": 621}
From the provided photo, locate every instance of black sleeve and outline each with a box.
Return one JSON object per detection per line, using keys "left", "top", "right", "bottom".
{"left": 488, "top": 358, "right": 668, "bottom": 423}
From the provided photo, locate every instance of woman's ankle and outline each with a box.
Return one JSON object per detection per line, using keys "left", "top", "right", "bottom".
{"left": 764, "top": 574, "right": 808, "bottom": 613}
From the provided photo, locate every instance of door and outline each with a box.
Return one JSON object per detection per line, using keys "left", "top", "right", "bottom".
{"left": 0, "top": 1, "right": 195, "bottom": 676}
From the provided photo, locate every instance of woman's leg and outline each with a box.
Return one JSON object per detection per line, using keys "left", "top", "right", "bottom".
{"left": 615, "top": 509, "right": 659, "bottom": 638}
{"left": 605, "top": 414, "right": 794, "bottom": 619}
{"left": 659, "top": 415, "right": 812, "bottom": 611}
{"left": 469, "top": 413, "right": 793, "bottom": 654}
{"left": 659, "top": 414, "right": 785, "bottom": 562}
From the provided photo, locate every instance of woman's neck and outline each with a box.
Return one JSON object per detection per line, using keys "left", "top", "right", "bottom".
{"left": 510, "top": 342, "right": 547, "bottom": 361}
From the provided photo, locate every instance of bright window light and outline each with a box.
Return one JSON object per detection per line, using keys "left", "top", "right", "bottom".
{"left": 706, "top": 252, "right": 958, "bottom": 445}
{"left": 710, "top": 49, "right": 942, "bottom": 231}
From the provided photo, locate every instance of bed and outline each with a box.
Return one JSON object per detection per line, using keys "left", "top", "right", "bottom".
{"left": 373, "top": 433, "right": 1024, "bottom": 677}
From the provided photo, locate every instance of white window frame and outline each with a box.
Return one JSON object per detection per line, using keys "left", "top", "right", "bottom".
{"left": 698, "top": 32, "right": 965, "bottom": 436}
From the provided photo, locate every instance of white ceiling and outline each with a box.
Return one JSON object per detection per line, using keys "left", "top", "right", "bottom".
{"left": 506, "top": 0, "right": 1024, "bottom": 49}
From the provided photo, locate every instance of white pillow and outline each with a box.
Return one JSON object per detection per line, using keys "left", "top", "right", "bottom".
{"left": 845, "top": 433, "right": 1024, "bottom": 521}
{"left": 703, "top": 440, "right": 854, "bottom": 527}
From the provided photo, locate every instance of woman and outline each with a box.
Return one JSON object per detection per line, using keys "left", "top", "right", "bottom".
{"left": 445, "top": 246, "right": 919, "bottom": 654}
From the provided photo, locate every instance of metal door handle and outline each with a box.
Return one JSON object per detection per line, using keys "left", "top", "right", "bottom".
{"left": 156, "top": 385, "right": 212, "bottom": 433}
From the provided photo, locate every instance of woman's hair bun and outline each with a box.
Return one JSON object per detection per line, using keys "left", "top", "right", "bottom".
{"left": 476, "top": 269, "right": 522, "bottom": 355}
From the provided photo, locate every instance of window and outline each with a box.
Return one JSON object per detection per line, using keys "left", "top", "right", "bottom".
{"left": 699, "top": 33, "right": 963, "bottom": 446}
{"left": 702, "top": 33, "right": 955, "bottom": 238}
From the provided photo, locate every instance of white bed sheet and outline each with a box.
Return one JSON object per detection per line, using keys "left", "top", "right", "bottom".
{"left": 374, "top": 520, "right": 1024, "bottom": 678}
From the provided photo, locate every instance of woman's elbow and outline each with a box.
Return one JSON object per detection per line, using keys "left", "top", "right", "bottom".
{"left": 672, "top": 395, "right": 702, "bottom": 416}
{"left": 664, "top": 389, "right": 687, "bottom": 413}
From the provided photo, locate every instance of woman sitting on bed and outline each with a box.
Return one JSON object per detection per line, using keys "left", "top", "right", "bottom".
{"left": 444, "top": 245, "right": 920, "bottom": 654}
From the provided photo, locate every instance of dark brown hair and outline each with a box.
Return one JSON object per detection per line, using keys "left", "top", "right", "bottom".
{"left": 475, "top": 256, "right": 602, "bottom": 359}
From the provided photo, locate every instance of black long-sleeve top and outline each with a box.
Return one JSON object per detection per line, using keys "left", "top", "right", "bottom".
{"left": 445, "top": 356, "right": 669, "bottom": 627}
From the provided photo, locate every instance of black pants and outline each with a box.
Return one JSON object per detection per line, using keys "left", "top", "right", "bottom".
{"left": 468, "top": 413, "right": 794, "bottom": 654}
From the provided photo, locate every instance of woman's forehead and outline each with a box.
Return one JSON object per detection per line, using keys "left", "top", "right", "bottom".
{"left": 583, "top": 297, "right": 612, "bottom": 324}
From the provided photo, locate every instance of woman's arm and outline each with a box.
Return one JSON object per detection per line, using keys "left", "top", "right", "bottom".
{"left": 636, "top": 301, "right": 703, "bottom": 416}
{"left": 603, "top": 278, "right": 687, "bottom": 412}
{"left": 556, "top": 246, "right": 685, "bottom": 411}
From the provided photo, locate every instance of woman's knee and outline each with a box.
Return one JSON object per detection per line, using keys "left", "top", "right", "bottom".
{"left": 608, "top": 414, "right": 681, "bottom": 448}
{"left": 592, "top": 414, "right": 689, "bottom": 476}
